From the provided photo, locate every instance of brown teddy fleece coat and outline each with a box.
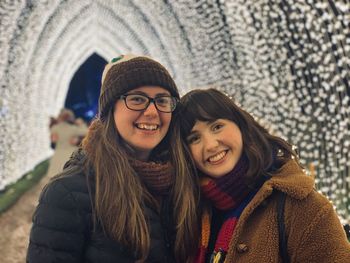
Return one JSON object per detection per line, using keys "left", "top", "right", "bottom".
{"left": 224, "top": 160, "right": 350, "bottom": 263}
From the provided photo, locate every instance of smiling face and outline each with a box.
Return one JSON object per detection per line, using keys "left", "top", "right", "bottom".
{"left": 114, "top": 86, "right": 172, "bottom": 161}
{"left": 186, "top": 119, "right": 243, "bottom": 178}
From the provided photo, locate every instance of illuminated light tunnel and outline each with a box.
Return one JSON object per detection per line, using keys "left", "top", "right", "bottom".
{"left": 0, "top": 0, "right": 349, "bottom": 223}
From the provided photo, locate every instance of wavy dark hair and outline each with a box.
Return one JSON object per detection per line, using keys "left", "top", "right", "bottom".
{"left": 178, "top": 88, "right": 300, "bottom": 187}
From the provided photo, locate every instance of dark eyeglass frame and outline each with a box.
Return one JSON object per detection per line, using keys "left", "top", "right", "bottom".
{"left": 120, "top": 93, "right": 179, "bottom": 113}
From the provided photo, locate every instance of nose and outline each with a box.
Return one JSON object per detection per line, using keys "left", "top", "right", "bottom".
{"left": 203, "top": 134, "right": 219, "bottom": 152}
{"left": 143, "top": 101, "right": 158, "bottom": 116}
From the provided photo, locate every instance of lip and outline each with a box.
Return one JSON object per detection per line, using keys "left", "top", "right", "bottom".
{"left": 206, "top": 150, "right": 228, "bottom": 165}
{"left": 134, "top": 124, "right": 161, "bottom": 137}
{"left": 135, "top": 123, "right": 160, "bottom": 130}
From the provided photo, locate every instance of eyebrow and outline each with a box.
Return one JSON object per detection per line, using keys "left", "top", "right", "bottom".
{"left": 188, "top": 119, "right": 218, "bottom": 134}
{"left": 127, "top": 91, "right": 170, "bottom": 96}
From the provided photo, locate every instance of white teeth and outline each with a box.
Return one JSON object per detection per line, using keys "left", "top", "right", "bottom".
{"left": 136, "top": 123, "right": 158, "bottom": 130}
{"left": 208, "top": 151, "right": 226, "bottom": 163}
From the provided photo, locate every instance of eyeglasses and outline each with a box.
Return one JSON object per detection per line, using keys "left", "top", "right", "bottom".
{"left": 120, "top": 94, "right": 178, "bottom": 113}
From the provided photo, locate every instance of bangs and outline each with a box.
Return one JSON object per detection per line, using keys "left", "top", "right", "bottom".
{"left": 180, "top": 89, "right": 234, "bottom": 138}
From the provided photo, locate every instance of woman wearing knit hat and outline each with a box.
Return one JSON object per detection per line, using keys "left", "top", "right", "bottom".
{"left": 178, "top": 88, "right": 350, "bottom": 263}
{"left": 27, "top": 55, "right": 199, "bottom": 263}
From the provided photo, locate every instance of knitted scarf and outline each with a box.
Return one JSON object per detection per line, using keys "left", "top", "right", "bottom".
{"left": 129, "top": 158, "right": 173, "bottom": 195}
{"left": 195, "top": 156, "right": 254, "bottom": 263}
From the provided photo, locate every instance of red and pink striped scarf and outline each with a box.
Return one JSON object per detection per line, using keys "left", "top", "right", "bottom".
{"left": 194, "top": 156, "right": 255, "bottom": 263}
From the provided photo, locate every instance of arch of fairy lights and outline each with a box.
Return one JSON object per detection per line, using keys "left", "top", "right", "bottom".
{"left": 0, "top": 0, "right": 349, "bottom": 223}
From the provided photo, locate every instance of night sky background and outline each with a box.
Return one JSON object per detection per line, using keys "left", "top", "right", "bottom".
{"left": 64, "top": 53, "right": 106, "bottom": 123}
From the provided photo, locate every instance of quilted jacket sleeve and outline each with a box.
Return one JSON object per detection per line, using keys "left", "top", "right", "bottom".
{"left": 26, "top": 177, "right": 89, "bottom": 263}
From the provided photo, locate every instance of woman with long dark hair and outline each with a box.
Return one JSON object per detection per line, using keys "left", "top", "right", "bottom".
{"left": 27, "top": 55, "right": 199, "bottom": 263}
{"left": 178, "top": 88, "right": 350, "bottom": 263}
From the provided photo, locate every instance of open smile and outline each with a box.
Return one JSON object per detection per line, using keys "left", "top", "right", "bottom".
{"left": 207, "top": 150, "right": 228, "bottom": 164}
{"left": 135, "top": 123, "right": 159, "bottom": 131}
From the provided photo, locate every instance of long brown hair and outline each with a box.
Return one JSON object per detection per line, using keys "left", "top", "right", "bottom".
{"left": 178, "top": 88, "right": 300, "bottom": 187}
{"left": 82, "top": 107, "right": 199, "bottom": 262}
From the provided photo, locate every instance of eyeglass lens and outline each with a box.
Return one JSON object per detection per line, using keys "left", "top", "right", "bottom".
{"left": 124, "top": 94, "right": 176, "bottom": 112}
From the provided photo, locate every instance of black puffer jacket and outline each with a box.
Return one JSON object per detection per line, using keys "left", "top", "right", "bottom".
{"left": 27, "top": 150, "right": 176, "bottom": 263}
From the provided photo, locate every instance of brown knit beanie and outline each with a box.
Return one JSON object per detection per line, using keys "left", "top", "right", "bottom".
{"left": 98, "top": 54, "right": 180, "bottom": 120}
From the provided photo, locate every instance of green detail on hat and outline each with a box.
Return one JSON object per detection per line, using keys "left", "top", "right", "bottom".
{"left": 111, "top": 55, "right": 124, "bottom": 63}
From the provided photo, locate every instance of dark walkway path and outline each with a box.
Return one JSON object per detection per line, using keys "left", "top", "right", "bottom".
{"left": 0, "top": 175, "right": 50, "bottom": 263}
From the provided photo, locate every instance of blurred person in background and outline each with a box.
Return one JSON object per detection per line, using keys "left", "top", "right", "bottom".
{"left": 70, "top": 117, "right": 89, "bottom": 147}
{"left": 46, "top": 108, "right": 88, "bottom": 177}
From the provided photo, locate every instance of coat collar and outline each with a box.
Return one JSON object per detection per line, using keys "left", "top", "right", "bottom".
{"left": 263, "top": 159, "right": 315, "bottom": 200}
{"left": 63, "top": 148, "right": 86, "bottom": 170}
{"left": 225, "top": 159, "right": 315, "bottom": 262}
